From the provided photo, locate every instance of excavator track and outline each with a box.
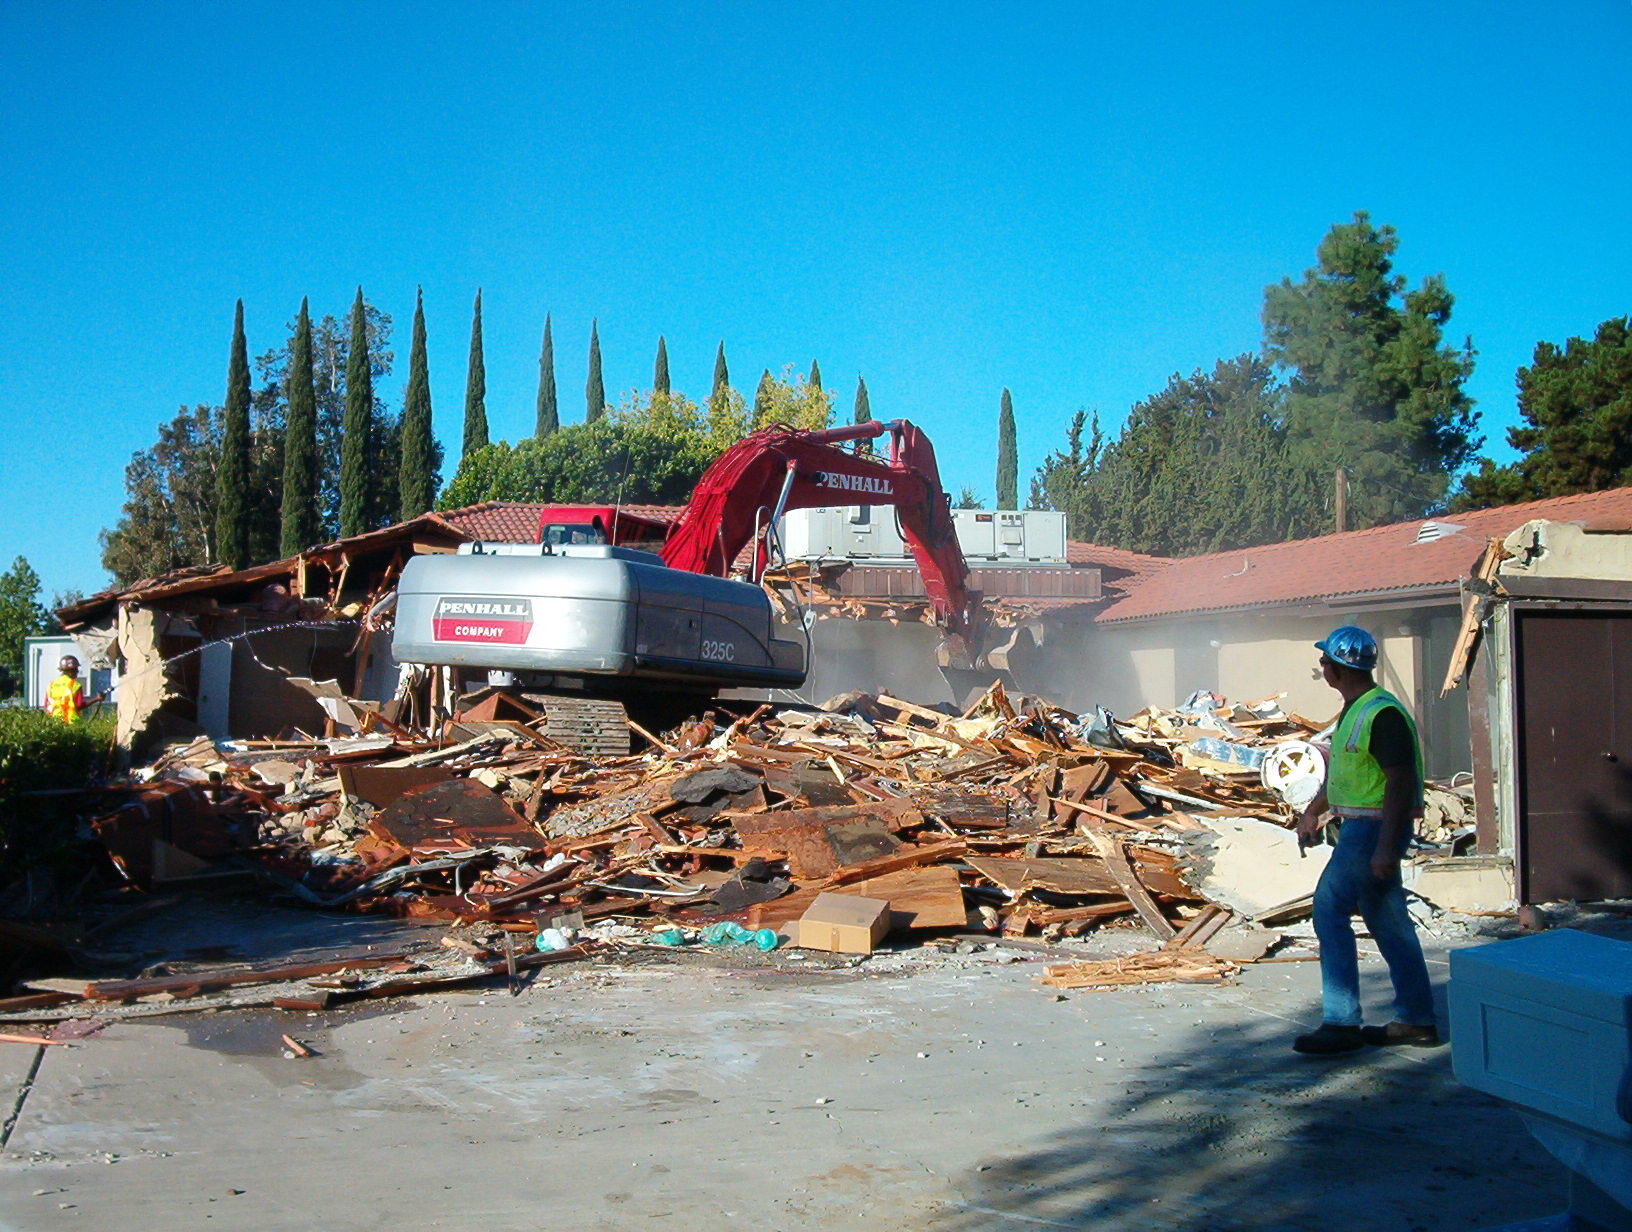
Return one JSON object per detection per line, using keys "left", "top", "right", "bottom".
{"left": 522, "top": 694, "right": 633, "bottom": 757}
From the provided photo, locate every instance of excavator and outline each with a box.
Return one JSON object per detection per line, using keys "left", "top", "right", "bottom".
{"left": 391, "top": 419, "right": 997, "bottom": 751}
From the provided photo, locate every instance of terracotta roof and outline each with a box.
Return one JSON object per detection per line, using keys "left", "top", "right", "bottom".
{"left": 1096, "top": 486, "right": 1632, "bottom": 623}
{"left": 439, "top": 502, "right": 682, "bottom": 543}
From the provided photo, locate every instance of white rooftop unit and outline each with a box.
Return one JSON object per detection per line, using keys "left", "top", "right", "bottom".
{"left": 778, "top": 507, "right": 1067, "bottom": 566}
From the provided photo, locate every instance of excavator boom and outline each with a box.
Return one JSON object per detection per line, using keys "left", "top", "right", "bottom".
{"left": 660, "top": 419, "right": 984, "bottom": 660}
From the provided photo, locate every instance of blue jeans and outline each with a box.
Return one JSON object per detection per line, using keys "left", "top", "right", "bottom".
{"left": 1312, "top": 817, "right": 1436, "bottom": 1027}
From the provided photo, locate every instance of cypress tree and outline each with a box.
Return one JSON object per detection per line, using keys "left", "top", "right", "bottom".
{"left": 585, "top": 319, "right": 606, "bottom": 423}
{"left": 996, "top": 388, "right": 1018, "bottom": 509}
{"left": 339, "top": 287, "right": 373, "bottom": 537}
{"left": 809, "top": 359, "right": 822, "bottom": 392}
{"left": 711, "top": 341, "right": 729, "bottom": 400}
{"left": 535, "top": 313, "right": 557, "bottom": 437}
{"left": 398, "top": 288, "right": 436, "bottom": 519}
{"left": 853, "top": 375, "right": 872, "bottom": 424}
{"left": 280, "top": 298, "right": 321, "bottom": 555}
{"left": 214, "top": 300, "right": 252, "bottom": 569}
{"left": 462, "top": 289, "right": 488, "bottom": 458}
{"left": 654, "top": 336, "right": 670, "bottom": 395}
{"left": 754, "top": 369, "right": 773, "bottom": 427}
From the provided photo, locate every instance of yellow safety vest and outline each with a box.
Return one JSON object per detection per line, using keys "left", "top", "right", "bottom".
{"left": 1326, "top": 685, "right": 1423, "bottom": 818}
{"left": 45, "top": 673, "right": 83, "bottom": 723}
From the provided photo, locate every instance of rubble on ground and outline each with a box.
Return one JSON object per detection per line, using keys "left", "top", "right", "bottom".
{"left": 0, "top": 684, "right": 1485, "bottom": 1020}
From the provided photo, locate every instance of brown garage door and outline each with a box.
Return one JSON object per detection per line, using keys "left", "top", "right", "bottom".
{"left": 1517, "top": 610, "right": 1632, "bottom": 903}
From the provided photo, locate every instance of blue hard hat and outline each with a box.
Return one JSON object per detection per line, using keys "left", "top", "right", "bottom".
{"left": 1315, "top": 625, "right": 1378, "bottom": 671}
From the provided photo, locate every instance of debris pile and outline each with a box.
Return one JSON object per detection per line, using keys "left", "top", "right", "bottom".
{"left": 3, "top": 683, "right": 1479, "bottom": 1017}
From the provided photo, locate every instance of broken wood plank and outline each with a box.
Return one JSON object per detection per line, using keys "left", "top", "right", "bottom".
{"left": 51, "top": 953, "right": 416, "bottom": 1003}
{"left": 1083, "top": 830, "right": 1175, "bottom": 941}
{"left": 821, "top": 839, "right": 968, "bottom": 888}
{"left": 1163, "top": 904, "right": 1224, "bottom": 949}
{"left": 0, "top": 1032, "right": 71, "bottom": 1046}
{"left": 1039, "top": 950, "right": 1240, "bottom": 990}
{"left": 964, "top": 855, "right": 1121, "bottom": 898}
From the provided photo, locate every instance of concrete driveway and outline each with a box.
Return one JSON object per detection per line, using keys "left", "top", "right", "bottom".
{"left": 0, "top": 929, "right": 1564, "bottom": 1232}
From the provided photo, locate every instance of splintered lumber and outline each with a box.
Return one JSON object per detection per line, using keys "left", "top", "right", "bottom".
{"left": 821, "top": 839, "right": 967, "bottom": 887}
{"left": 44, "top": 953, "right": 416, "bottom": 1003}
{"left": 965, "top": 855, "right": 1121, "bottom": 898}
{"left": 1163, "top": 904, "right": 1224, "bottom": 949}
{"left": 0, "top": 1032, "right": 71, "bottom": 1047}
{"left": 1083, "top": 830, "right": 1175, "bottom": 940}
{"left": 1039, "top": 950, "right": 1240, "bottom": 990}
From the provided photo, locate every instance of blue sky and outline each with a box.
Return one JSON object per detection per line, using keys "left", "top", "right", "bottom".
{"left": 2, "top": 1, "right": 1628, "bottom": 603}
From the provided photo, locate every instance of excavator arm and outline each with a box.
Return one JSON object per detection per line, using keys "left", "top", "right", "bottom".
{"left": 660, "top": 419, "right": 989, "bottom": 668}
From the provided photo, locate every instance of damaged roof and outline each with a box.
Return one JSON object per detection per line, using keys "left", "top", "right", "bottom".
{"left": 1095, "top": 486, "right": 1632, "bottom": 623}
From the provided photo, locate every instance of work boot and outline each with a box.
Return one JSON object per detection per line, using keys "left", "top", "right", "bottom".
{"left": 1360, "top": 1021, "right": 1441, "bottom": 1048}
{"left": 1292, "top": 1024, "right": 1365, "bottom": 1055}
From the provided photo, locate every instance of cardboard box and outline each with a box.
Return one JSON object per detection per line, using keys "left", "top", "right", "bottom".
{"left": 794, "top": 892, "right": 891, "bottom": 954}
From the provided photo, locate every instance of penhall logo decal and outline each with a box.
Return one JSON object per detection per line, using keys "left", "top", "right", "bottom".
{"left": 432, "top": 596, "right": 534, "bottom": 644}
{"left": 811, "top": 471, "right": 893, "bottom": 496}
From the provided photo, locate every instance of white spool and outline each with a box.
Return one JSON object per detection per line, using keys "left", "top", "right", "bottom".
{"left": 1260, "top": 740, "right": 1327, "bottom": 809}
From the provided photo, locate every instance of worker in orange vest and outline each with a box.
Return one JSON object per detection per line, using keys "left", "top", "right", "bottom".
{"left": 44, "top": 655, "right": 104, "bottom": 723}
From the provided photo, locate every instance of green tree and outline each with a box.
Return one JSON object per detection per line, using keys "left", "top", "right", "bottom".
{"left": 280, "top": 299, "right": 321, "bottom": 554}
{"left": 1263, "top": 211, "right": 1478, "bottom": 532}
{"left": 439, "top": 419, "right": 717, "bottom": 510}
{"left": 535, "top": 313, "right": 558, "bottom": 438}
{"left": 214, "top": 300, "right": 252, "bottom": 569}
{"left": 253, "top": 296, "right": 395, "bottom": 544}
{"left": 100, "top": 405, "right": 222, "bottom": 583}
{"left": 752, "top": 369, "right": 774, "bottom": 428}
{"left": 586, "top": 319, "right": 606, "bottom": 423}
{"left": 996, "top": 388, "right": 1018, "bottom": 509}
{"left": 809, "top": 359, "right": 822, "bottom": 392}
{"left": 462, "top": 289, "right": 488, "bottom": 459}
{"left": 711, "top": 341, "right": 729, "bottom": 402}
{"left": 654, "top": 336, "right": 670, "bottom": 396}
{"left": 1451, "top": 315, "right": 1632, "bottom": 510}
{"left": 954, "top": 487, "right": 985, "bottom": 510}
{"left": 0, "top": 557, "right": 50, "bottom": 695}
{"left": 399, "top": 288, "right": 438, "bottom": 519}
{"left": 750, "top": 365, "right": 832, "bottom": 431}
{"left": 854, "top": 375, "right": 872, "bottom": 424}
{"left": 1031, "top": 357, "right": 1291, "bottom": 554}
{"left": 339, "top": 287, "right": 373, "bottom": 537}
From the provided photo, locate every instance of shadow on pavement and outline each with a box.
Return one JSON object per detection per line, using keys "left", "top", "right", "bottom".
{"left": 932, "top": 993, "right": 1566, "bottom": 1232}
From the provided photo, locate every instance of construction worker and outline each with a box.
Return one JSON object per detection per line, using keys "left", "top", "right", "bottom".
{"left": 44, "top": 655, "right": 104, "bottom": 723}
{"left": 1292, "top": 626, "right": 1439, "bottom": 1055}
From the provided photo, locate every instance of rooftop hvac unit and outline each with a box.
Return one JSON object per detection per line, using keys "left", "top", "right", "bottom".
{"left": 777, "top": 507, "right": 1067, "bottom": 566}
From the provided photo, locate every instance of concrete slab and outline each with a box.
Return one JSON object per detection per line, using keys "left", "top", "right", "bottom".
{"left": 0, "top": 937, "right": 1566, "bottom": 1231}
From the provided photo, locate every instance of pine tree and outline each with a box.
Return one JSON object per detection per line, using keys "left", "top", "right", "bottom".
{"left": 214, "top": 300, "right": 252, "bottom": 569}
{"left": 398, "top": 288, "right": 437, "bottom": 519}
{"left": 586, "top": 319, "right": 606, "bottom": 422}
{"left": 809, "top": 359, "right": 822, "bottom": 392}
{"left": 711, "top": 341, "right": 729, "bottom": 401}
{"left": 1451, "top": 315, "right": 1632, "bottom": 510}
{"left": 338, "top": 287, "right": 373, "bottom": 538}
{"left": 462, "top": 289, "right": 488, "bottom": 458}
{"left": 535, "top": 313, "right": 557, "bottom": 437}
{"left": 996, "top": 388, "right": 1018, "bottom": 509}
{"left": 654, "top": 336, "right": 670, "bottom": 395}
{"left": 853, "top": 375, "right": 872, "bottom": 424}
{"left": 280, "top": 299, "right": 322, "bottom": 555}
{"left": 1263, "top": 211, "right": 1477, "bottom": 532}
{"left": 753, "top": 369, "right": 774, "bottom": 428}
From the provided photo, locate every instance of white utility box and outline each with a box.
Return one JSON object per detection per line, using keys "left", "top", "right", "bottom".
{"left": 1451, "top": 929, "right": 1632, "bottom": 1228}
{"left": 777, "top": 507, "right": 1067, "bottom": 565}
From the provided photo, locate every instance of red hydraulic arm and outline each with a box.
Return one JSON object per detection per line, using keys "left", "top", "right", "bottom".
{"left": 660, "top": 419, "right": 984, "bottom": 662}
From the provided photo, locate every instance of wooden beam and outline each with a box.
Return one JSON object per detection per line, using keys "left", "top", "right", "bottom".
{"left": 1083, "top": 830, "right": 1176, "bottom": 940}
